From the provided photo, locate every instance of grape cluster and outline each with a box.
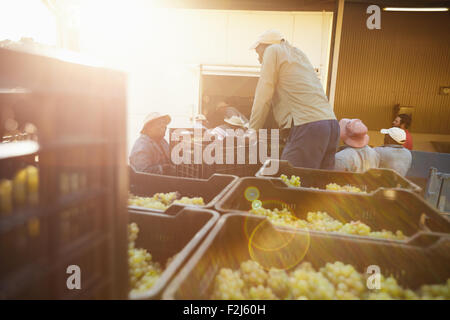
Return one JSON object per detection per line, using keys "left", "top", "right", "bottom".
{"left": 325, "top": 183, "right": 365, "bottom": 193}
{"left": 418, "top": 279, "right": 450, "bottom": 300}
{"left": 128, "top": 223, "right": 162, "bottom": 294}
{"left": 128, "top": 192, "right": 205, "bottom": 210}
{"left": 280, "top": 174, "right": 301, "bottom": 187}
{"left": 174, "top": 196, "right": 205, "bottom": 206}
{"left": 280, "top": 174, "right": 365, "bottom": 193}
{"left": 211, "top": 260, "right": 450, "bottom": 300}
{"left": 249, "top": 207, "right": 406, "bottom": 240}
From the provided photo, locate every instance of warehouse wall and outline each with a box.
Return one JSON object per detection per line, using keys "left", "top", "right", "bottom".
{"left": 334, "top": 3, "right": 450, "bottom": 135}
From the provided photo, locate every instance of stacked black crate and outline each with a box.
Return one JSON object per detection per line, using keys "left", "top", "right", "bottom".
{"left": 0, "top": 47, "right": 128, "bottom": 299}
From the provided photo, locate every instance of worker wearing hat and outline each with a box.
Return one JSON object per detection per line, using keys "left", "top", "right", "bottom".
{"left": 374, "top": 127, "right": 412, "bottom": 176}
{"left": 209, "top": 115, "right": 248, "bottom": 140}
{"left": 335, "top": 119, "right": 380, "bottom": 172}
{"left": 129, "top": 112, "right": 172, "bottom": 174}
{"left": 192, "top": 114, "right": 209, "bottom": 130}
{"left": 248, "top": 29, "right": 339, "bottom": 169}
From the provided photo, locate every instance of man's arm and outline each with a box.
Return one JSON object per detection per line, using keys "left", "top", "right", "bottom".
{"left": 249, "top": 46, "right": 278, "bottom": 130}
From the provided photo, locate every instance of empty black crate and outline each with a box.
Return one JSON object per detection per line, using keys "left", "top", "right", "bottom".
{"left": 170, "top": 129, "right": 280, "bottom": 179}
{"left": 256, "top": 159, "right": 422, "bottom": 194}
{"left": 129, "top": 166, "right": 238, "bottom": 212}
{"left": 128, "top": 205, "right": 219, "bottom": 299}
{"left": 163, "top": 214, "right": 450, "bottom": 299}
{"left": 215, "top": 177, "right": 450, "bottom": 242}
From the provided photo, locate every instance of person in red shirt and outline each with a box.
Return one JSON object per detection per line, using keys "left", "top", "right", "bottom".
{"left": 392, "top": 114, "right": 413, "bottom": 150}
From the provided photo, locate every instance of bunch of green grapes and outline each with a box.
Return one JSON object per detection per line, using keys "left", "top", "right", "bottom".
{"left": 249, "top": 207, "right": 406, "bottom": 240}
{"left": 280, "top": 174, "right": 301, "bottom": 187}
{"left": 279, "top": 174, "right": 365, "bottom": 193}
{"left": 128, "top": 223, "right": 162, "bottom": 294}
{"left": 306, "top": 212, "right": 344, "bottom": 232}
{"left": 247, "top": 285, "right": 278, "bottom": 300}
{"left": 128, "top": 192, "right": 205, "bottom": 210}
{"left": 289, "top": 267, "right": 337, "bottom": 300}
{"left": 174, "top": 196, "right": 205, "bottom": 206}
{"left": 363, "top": 275, "right": 417, "bottom": 300}
{"left": 240, "top": 260, "right": 268, "bottom": 287}
{"left": 211, "top": 268, "right": 246, "bottom": 300}
{"left": 325, "top": 183, "right": 365, "bottom": 193}
{"left": 267, "top": 268, "right": 290, "bottom": 299}
{"left": 211, "top": 259, "right": 450, "bottom": 300}
{"left": 369, "top": 230, "right": 406, "bottom": 240}
{"left": 418, "top": 279, "right": 450, "bottom": 300}
{"left": 320, "top": 262, "right": 365, "bottom": 299}
{"left": 250, "top": 207, "right": 307, "bottom": 229}
{"left": 128, "top": 194, "right": 168, "bottom": 210}
{"left": 338, "top": 221, "right": 372, "bottom": 236}
{"left": 153, "top": 192, "right": 179, "bottom": 206}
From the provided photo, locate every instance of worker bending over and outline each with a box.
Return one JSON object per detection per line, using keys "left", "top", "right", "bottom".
{"left": 248, "top": 29, "right": 339, "bottom": 169}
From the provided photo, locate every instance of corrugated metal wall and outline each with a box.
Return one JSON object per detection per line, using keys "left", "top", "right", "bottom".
{"left": 334, "top": 3, "right": 450, "bottom": 134}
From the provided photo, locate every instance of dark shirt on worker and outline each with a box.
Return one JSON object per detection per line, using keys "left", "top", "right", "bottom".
{"left": 129, "top": 134, "right": 170, "bottom": 175}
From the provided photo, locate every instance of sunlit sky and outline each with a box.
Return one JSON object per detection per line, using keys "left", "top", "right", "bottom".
{"left": 0, "top": 0, "right": 57, "bottom": 44}
{"left": 0, "top": 0, "right": 333, "bottom": 151}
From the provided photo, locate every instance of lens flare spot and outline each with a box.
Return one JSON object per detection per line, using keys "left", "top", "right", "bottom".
{"left": 245, "top": 186, "right": 260, "bottom": 201}
{"left": 252, "top": 200, "right": 262, "bottom": 209}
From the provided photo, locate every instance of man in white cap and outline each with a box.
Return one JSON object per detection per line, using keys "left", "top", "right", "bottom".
{"left": 248, "top": 29, "right": 339, "bottom": 169}
{"left": 129, "top": 112, "right": 172, "bottom": 174}
{"left": 375, "top": 127, "right": 412, "bottom": 176}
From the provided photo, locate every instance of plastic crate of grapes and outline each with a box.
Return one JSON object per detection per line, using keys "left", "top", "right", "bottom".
{"left": 255, "top": 159, "right": 422, "bottom": 194}
{"left": 128, "top": 166, "right": 238, "bottom": 213}
{"left": 162, "top": 213, "right": 450, "bottom": 300}
{"left": 128, "top": 205, "right": 219, "bottom": 299}
{"left": 214, "top": 177, "right": 450, "bottom": 244}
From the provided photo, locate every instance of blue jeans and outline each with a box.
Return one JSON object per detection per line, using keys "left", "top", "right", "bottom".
{"left": 281, "top": 119, "right": 340, "bottom": 169}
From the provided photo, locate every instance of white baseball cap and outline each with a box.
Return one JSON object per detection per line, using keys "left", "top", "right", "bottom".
{"left": 249, "top": 29, "right": 285, "bottom": 50}
{"left": 380, "top": 127, "right": 406, "bottom": 144}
